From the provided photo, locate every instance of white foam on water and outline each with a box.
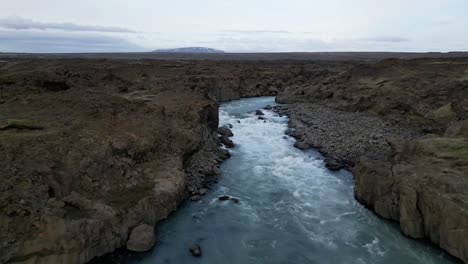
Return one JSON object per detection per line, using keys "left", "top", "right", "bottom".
{"left": 363, "top": 237, "right": 386, "bottom": 257}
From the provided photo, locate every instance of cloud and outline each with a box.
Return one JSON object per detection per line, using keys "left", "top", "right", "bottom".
{"left": 360, "top": 37, "right": 410, "bottom": 43}
{"left": 0, "top": 30, "right": 143, "bottom": 53}
{"left": 0, "top": 16, "right": 138, "bottom": 33}
{"left": 222, "top": 29, "right": 292, "bottom": 34}
{"left": 432, "top": 16, "right": 455, "bottom": 26}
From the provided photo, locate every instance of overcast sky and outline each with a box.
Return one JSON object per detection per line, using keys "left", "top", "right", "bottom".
{"left": 0, "top": 0, "right": 467, "bottom": 53}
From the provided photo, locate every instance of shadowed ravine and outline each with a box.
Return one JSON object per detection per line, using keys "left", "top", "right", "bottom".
{"left": 104, "top": 96, "right": 458, "bottom": 264}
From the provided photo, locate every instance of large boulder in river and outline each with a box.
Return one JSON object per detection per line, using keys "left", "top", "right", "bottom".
{"left": 127, "top": 224, "right": 156, "bottom": 252}
{"left": 190, "top": 244, "right": 202, "bottom": 257}
{"left": 218, "top": 127, "right": 234, "bottom": 137}
{"left": 219, "top": 136, "right": 234, "bottom": 148}
{"left": 293, "top": 141, "right": 310, "bottom": 150}
{"left": 218, "top": 126, "right": 234, "bottom": 148}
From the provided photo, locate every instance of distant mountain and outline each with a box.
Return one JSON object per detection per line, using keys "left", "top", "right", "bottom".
{"left": 152, "top": 47, "right": 224, "bottom": 53}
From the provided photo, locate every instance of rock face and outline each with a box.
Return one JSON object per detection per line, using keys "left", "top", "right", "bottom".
{"left": 0, "top": 59, "right": 227, "bottom": 263}
{"left": 354, "top": 137, "right": 468, "bottom": 263}
{"left": 126, "top": 224, "right": 156, "bottom": 252}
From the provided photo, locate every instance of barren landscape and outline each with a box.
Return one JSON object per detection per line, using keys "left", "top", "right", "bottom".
{"left": 0, "top": 53, "right": 467, "bottom": 263}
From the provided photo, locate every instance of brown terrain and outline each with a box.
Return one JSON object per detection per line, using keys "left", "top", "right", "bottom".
{"left": 0, "top": 53, "right": 467, "bottom": 263}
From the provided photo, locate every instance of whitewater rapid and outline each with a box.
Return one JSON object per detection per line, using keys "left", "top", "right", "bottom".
{"left": 126, "top": 97, "right": 456, "bottom": 264}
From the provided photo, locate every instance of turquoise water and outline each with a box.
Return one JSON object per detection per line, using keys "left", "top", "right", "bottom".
{"left": 119, "top": 97, "right": 457, "bottom": 264}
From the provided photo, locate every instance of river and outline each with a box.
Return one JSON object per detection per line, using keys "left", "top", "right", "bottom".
{"left": 121, "top": 97, "right": 457, "bottom": 264}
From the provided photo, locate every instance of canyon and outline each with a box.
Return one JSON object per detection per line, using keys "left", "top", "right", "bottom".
{"left": 0, "top": 54, "right": 467, "bottom": 263}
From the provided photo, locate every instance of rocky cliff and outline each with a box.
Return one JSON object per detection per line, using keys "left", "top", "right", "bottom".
{"left": 1, "top": 56, "right": 467, "bottom": 263}
{"left": 0, "top": 59, "right": 221, "bottom": 263}
{"left": 355, "top": 137, "right": 468, "bottom": 262}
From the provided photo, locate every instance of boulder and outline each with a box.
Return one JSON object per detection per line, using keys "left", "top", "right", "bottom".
{"left": 218, "top": 127, "right": 233, "bottom": 137}
{"left": 219, "top": 136, "right": 235, "bottom": 148}
{"left": 218, "top": 148, "right": 231, "bottom": 160}
{"left": 255, "top": 110, "right": 265, "bottom": 116}
{"left": 263, "top": 105, "right": 273, "bottom": 110}
{"left": 284, "top": 128, "right": 296, "bottom": 137}
{"left": 218, "top": 195, "right": 230, "bottom": 201}
{"left": 126, "top": 224, "right": 156, "bottom": 252}
{"left": 190, "top": 244, "right": 202, "bottom": 257}
{"left": 293, "top": 141, "right": 310, "bottom": 149}
{"left": 324, "top": 157, "right": 343, "bottom": 171}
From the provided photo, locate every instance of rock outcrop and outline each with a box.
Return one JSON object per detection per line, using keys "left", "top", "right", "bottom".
{"left": 354, "top": 137, "right": 468, "bottom": 262}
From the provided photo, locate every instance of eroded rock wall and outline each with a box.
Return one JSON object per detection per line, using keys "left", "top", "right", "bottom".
{"left": 354, "top": 137, "right": 468, "bottom": 262}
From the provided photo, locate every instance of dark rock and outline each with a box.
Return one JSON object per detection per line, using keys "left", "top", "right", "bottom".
{"left": 218, "top": 149, "right": 231, "bottom": 160}
{"left": 285, "top": 128, "right": 296, "bottom": 137}
{"left": 41, "top": 81, "right": 70, "bottom": 92}
{"left": 264, "top": 105, "right": 273, "bottom": 110}
{"left": 218, "top": 127, "right": 233, "bottom": 137}
{"left": 255, "top": 110, "right": 265, "bottom": 116}
{"left": 118, "top": 86, "right": 129, "bottom": 93}
{"left": 126, "top": 224, "right": 156, "bottom": 252}
{"left": 230, "top": 198, "right": 240, "bottom": 203}
{"left": 190, "top": 244, "right": 202, "bottom": 257}
{"left": 324, "top": 158, "right": 343, "bottom": 171}
{"left": 218, "top": 195, "right": 230, "bottom": 201}
{"left": 227, "top": 123, "right": 233, "bottom": 129}
{"left": 294, "top": 141, "right": 310, "bottom": 150}
{"left": 258, "top": 116, "right": 266, "bottom": 120}
{"left": 219, "top": 136, "right": 234, "bottom": 148}
{"left": 283, "top": 136, "right": 288, "bottom": 139}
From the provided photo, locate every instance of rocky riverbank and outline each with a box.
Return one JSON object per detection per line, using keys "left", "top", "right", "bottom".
{"left": 276, "top": 57, "right": 468, "bottom": 263}
{"left": 275, "top": 103, "right": 418, "bottom": 170}
{"left": 0, "top": 55, "right": 467, "bottom": 263}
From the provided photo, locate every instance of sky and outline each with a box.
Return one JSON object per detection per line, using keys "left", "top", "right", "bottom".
{"left": 0, "top": 0, "right": 467, "bottom": 53}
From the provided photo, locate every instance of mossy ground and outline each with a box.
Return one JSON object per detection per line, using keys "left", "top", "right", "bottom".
{"left": 419, "top": 137, "right": 468, "bottom": 160}
{"left": 1, "top": 119, "right": 43, "bottom": 130}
